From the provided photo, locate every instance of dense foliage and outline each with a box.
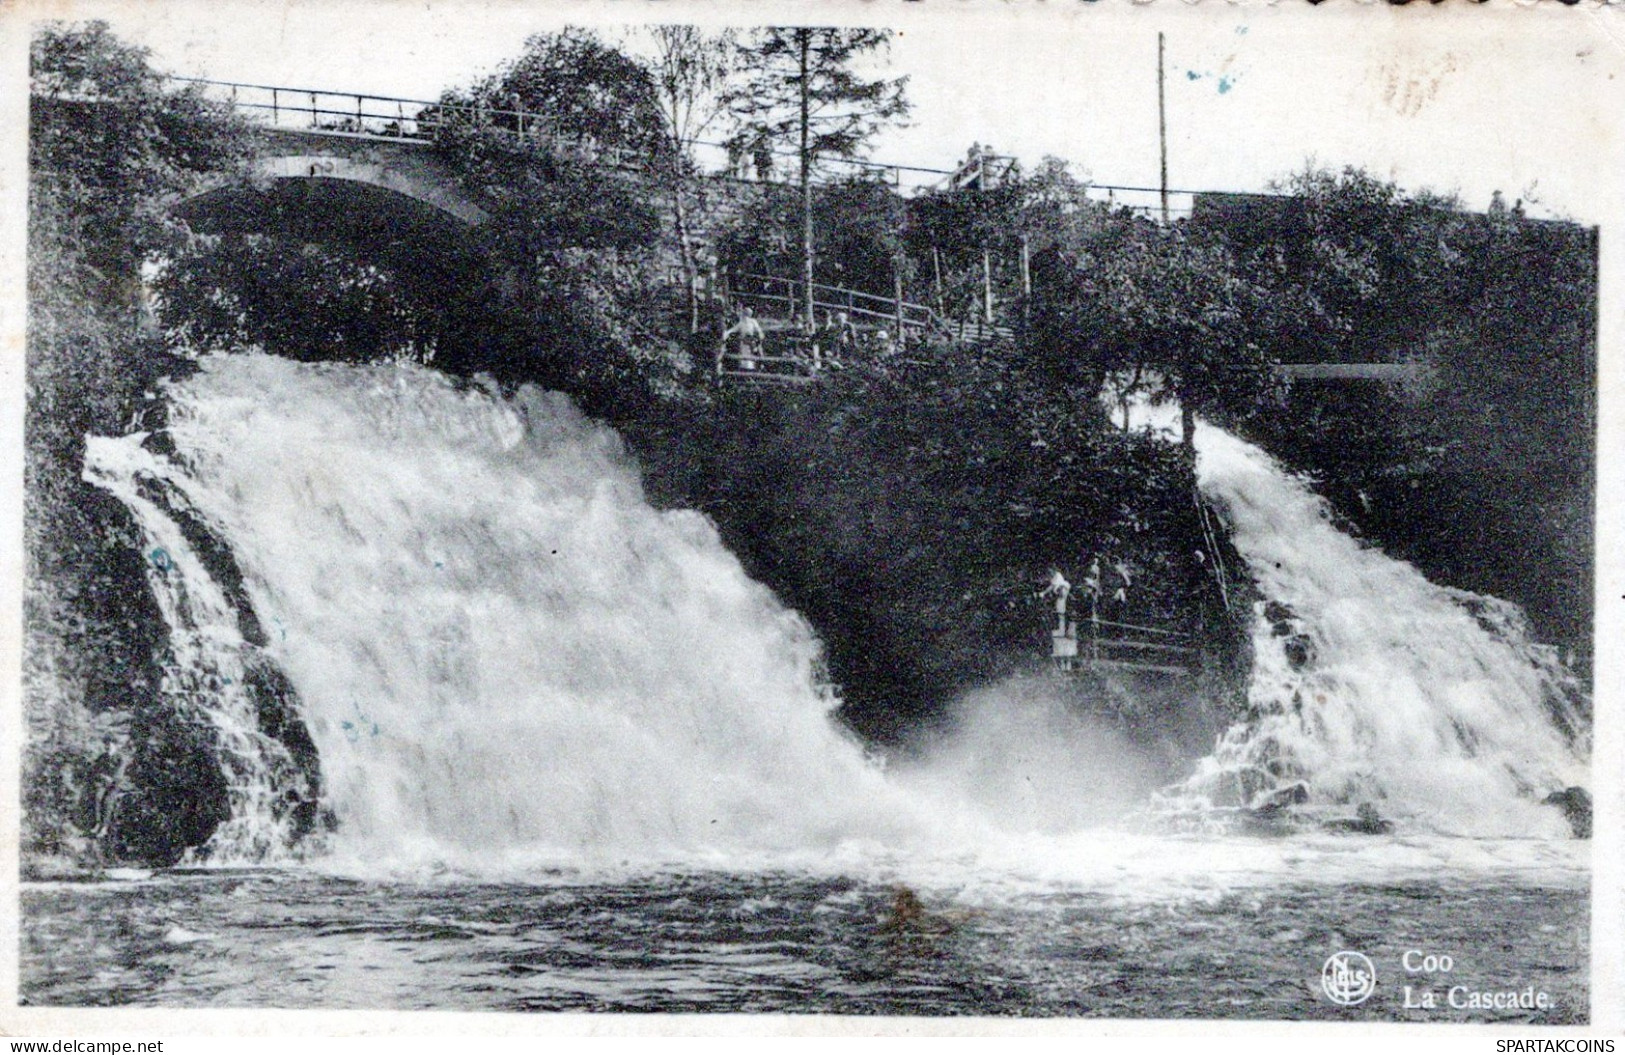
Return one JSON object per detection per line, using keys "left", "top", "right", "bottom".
{"left": 27, "top": 22, "right": 254, "bottom": 865}
{"left": 1191, "top": 172, "right": 1596, "bottom": 656}
{"left": 716, "top": 176, "right": 908, "bottom": 300}
{"left": 628, "top": 343, "right": 1227, "bottom": 748}
{"left": 154, "top": 236, "right": 447, "bottom": 363}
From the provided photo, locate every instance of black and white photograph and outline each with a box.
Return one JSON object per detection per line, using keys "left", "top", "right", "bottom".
{"left": 7, "top": 0, "right": 1619, "bottom": 1033}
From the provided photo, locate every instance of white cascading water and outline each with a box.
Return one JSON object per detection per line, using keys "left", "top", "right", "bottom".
{"left": 85, "top": 352, "right": 926, "bottom": 869}
{"left": 82, "top": 440, "right": 312, "bottom": 860}
{"left": 1173, "top": 421, "right": 1589, "bottom": 837}
{"left": 81, "top": 353, "right": 1589, "bottom": 876}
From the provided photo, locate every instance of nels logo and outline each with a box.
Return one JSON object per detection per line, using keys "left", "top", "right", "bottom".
{"left": 1322, "top": 951, "right": 1377, "bottom": 1006}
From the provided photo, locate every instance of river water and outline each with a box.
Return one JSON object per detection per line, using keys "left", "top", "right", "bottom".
{"left": 25, "top": 352, "right": 1590, "bottom": 1021}
{"left": 20, "top": 857, "right": 1588, "bottom": 1019}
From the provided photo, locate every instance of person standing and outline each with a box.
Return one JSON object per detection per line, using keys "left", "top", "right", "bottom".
{"left": 1042, "top": 569, "right": 1072, "bottom": 633}
{"left": 722, "top": 305, "right": 765, "bottom": 371}
{"left": 833, "top": 311, "right": 857, "bottom": 361}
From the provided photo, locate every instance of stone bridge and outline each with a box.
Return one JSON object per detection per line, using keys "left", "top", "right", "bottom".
{"left": 175, "top": 127, "right": 491, "bottom": 296}
{"left": 157, "top": 79, "right": 1421, "bottom": 383}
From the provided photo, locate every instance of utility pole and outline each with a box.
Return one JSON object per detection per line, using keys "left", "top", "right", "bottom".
{"left": 1158, "top": 32, "right": 1169, "bottom": 225}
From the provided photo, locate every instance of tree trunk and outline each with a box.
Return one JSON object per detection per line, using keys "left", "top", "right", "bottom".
{"left": 798, "top": 29, "right": 815, "bottom": 329}
{"left": 982, "top": 246, "right": 994, "bottom": 323}
{"left": 1181, "top": 401, "right": 1196, "bottom": 454}
{"left": 670, "top": 175, "right": 700, "bottom": 334}
{"left": 893, "top": 253, "right": 904, "bottom": 334}
{"left": 931, "top": 245, "right": 945, "bottom": 315}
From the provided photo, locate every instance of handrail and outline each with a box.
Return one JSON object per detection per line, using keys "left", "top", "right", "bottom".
{"left": 164, "top": 76, "right": 647, "bottom": 168}
{"left": 1093, "top": 638, "right": 1196, "bottom": 655}
{"left": 728, "top": 271, "right": 1014, "bottom": 344}
{"left": 718, "top": 352, "right": 817, "bottom": 367}
{"left": 168, "top": 75, "right": 443, "bottom": 110}
{"left": 1090, "top": 617, "right": 1191, "bottom": 640}
{"left": 95, "top": 76, "right": 1291, "bottom": 209}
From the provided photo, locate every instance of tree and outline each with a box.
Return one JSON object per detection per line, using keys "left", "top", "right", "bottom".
{"left": 441, "top": 27, "right": 669, "bottom": 161}
{"left": 154, "top": 235, "right": 447, "bottom": 363}
{"left": 31, "top": 20, "right": 251, "bottom": 304}
{"left": 906, "top": 151, "right": 1025, "bottom": 324}
{"left": 437, "top": 30, "right": 669, "bottom": 257}
{"left": 725, "top": 28, "right": 909, "bottom": 323}
{"left": 1033, "top": 218, "right": 1275, "bottom": 450}
{"left": 905, "top": 154, "right": 1107, "bottom": 331}
{"left": 27, "top": 21, "right": 253, "bottom": 865}
{"left": 1203, "top": 167, "right": 1598, "bottom": 655}
{"left": 639, "top": 25, "right": 738, "bottom": 331}
{"left": 428, "top": 29, "right": 690, "bottom": 406}
{"left": 434, "top": 27, "right": 668, "bottom": 257}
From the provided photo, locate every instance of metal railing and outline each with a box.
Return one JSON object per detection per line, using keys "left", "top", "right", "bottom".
{"left": 697, "top": 144, "right": 950, "bottom": 192}
{"left": 166, "top": 76, "right": 645, "bottom": 169}
{"left": 161, "top": 76, "right": 1271, "bottom": 213}
{"left": 168, "top": 77, "right": 920, "bottom": 187}
{"left": 1054, "top": 615, "right": 1196, "bottom": 678}
{"left": 715, "top": 348, "right": 824, "bottom": 384}
{"left": 727, "top": 272, "right": 1014, "bottom": 346}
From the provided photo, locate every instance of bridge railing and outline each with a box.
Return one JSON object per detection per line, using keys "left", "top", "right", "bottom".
{"left": 168, "top": 76, "right": 645, "bottom": 169}
{"left": 173, "top": 76, "right": 442, "bottom": 139}
{"left": 163, "top": 77, "right": 1259, "bottom": 217}
{"left": 169, "top": 78, "right": 968, "bottom": 195}
{"left": 694, "top": 145, "right": 956, "bottom": 195}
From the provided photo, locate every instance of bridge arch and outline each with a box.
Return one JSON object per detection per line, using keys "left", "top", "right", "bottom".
{"left": 172, "top": 133, "right": 492, "bottom": 300}
{"left": 242, "top": 151, "right": 486, "bottom": 226}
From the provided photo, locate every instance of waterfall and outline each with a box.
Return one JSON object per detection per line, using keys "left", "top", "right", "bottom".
{"left": 80, "top": 354, "right": 1588, "bottom": 869}
{"left": 84, "top": 353, "right": 919, "bottom": 868}
{"left": 1172, "top": 421, "right": 1589, "bottom": 836}
{"left": 82, "top": 437, "right": 315, "bottom": 861}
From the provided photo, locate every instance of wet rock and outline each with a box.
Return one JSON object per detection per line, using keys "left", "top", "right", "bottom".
{"left": 1542, "top": 786, "right": 1591, "bottom": 839}
{"left": 1321, "top": 802, "right": 1394, "bottom": 836}
{"left": 1263, "top": 602, "right": 1296, "bottom": 636}
{"left": 879, "top": 886, "right": 954, "bottom": 936}
{"left": 1251, "top": 782, "right": 1309, "bottom": 813}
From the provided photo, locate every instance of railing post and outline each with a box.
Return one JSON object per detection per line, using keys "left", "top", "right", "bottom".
{"left": 982, "top": 246, "right": 994, "bottom": 324}
{"left": 717, "top": 308, "right": 727, "bottom": 377}
{"left": 893, "top": 254, "right": 904, "bottom": 337}
{"left": 271, "top": 87, "right": 279, "bottom": 125}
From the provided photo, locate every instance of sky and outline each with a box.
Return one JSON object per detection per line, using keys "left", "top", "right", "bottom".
{"left": 15, "top": 0, "right": 1624, "bottom": 224}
